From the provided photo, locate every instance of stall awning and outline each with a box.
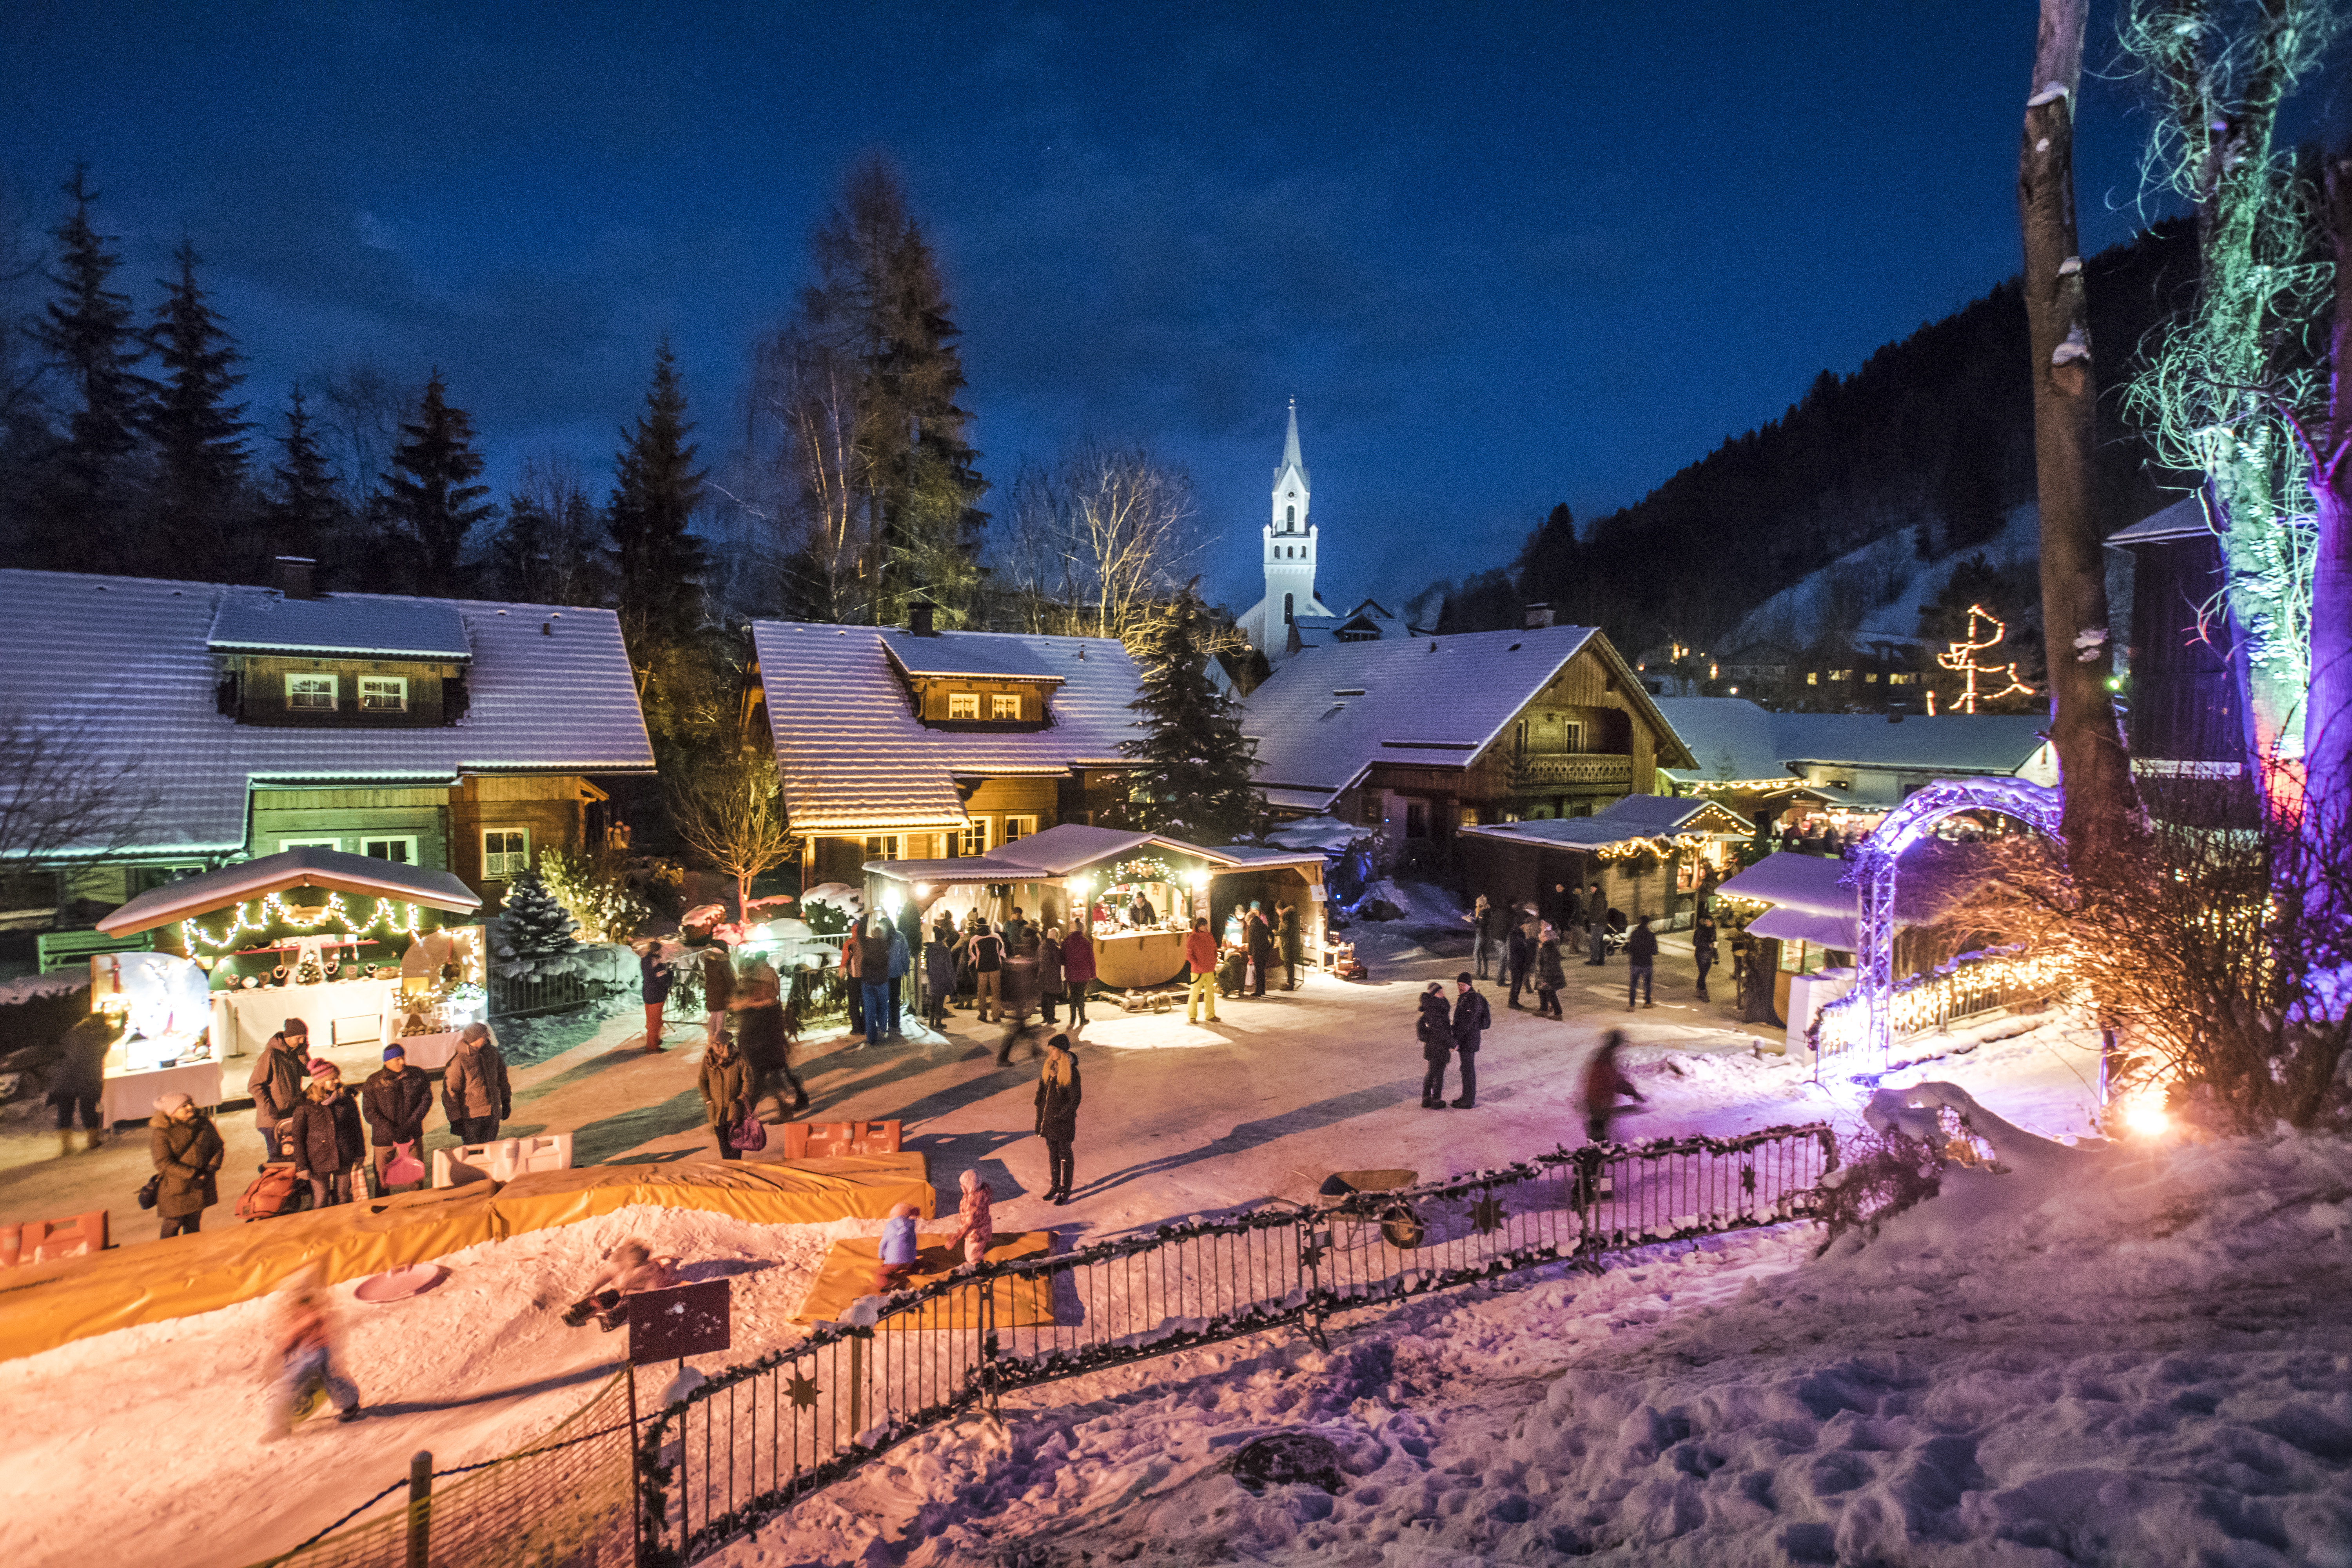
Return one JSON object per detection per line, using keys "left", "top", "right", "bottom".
{"left": 98, "top": 848, "right": 482, "bottom": 935}
{"left": 864, "top": 823, "right": 1328, "bottom": 886}
{"left": 1713, "top": 851, "right": 1856, "bottom": 918}
{"left": 1746, "top": 906, "right": 1858, "bottom": 948}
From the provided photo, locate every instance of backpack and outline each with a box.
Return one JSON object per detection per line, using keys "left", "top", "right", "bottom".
{"left": 236, "top": 1162, "right": 305, "bottom": 1221}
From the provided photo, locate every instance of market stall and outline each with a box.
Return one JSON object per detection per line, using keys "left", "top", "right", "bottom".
{"left": 862, "top": 825, "right": 1327, "bottom": 995}
{"left": 95, "top": 848, "right": 486, "bottom": 1096}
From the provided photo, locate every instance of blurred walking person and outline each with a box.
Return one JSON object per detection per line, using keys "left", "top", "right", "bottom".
{"left": 997, "top": 946, "right": 1042, "bottom": 1065}
{"left": 698, "top": 1026, "right": 757, "bottom": 1162}
{"left": 1061, "top": 920, "right": 1095, "bottom": 1025}
{"left": 637, "top": 937, "right": 676, "bottom": 1051}
{"left": 48, "top": 1011, "right": 113, "bottom": 1156}
{"left": 1504, "top": 913, "right": 1534, "bottom": 1009}
{"left": 1583, "top": 1031, "right": 1647, "bottom": 1142}
{"left": 1625, "top": 915, "right": 1658, "bottom": 1009}
{"left": 270, "top": 1266, "right": 360, "bottom": 1435}
{"left": 1034, "top": 1033, "right": 1082, "bottom": 1204}
{"left": 1534, "top": 922, "right": 1566, "bottom": 1019}
{"left": 1692, "top": 911, "right": 1718, "bottom": 1000}
{"left": 1038, "top": 923, "right": 1066, "bottom": 1025}
{"left": 733, "top": 958, "right": 809, "bottom": 1117}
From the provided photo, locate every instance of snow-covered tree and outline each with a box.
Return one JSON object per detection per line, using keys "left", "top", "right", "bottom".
{"left": 1120, "top": 584, "right": 1261, "bottom": 842}
{"left": 492, "top": 867, "right": 585, "bottom": 981}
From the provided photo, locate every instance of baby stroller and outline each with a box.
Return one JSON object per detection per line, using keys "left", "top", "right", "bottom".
{"left": 1598, "top": 908, "right": 1627, "bottom": 958}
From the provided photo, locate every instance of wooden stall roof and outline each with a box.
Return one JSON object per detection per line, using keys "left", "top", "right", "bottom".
{"left": 97, "top": 846, "right": 481, "bottom": 933}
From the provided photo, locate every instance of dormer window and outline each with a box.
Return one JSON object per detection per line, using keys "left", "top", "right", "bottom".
{"left": 949, "top": 692, "right": 980, "bottom": 719}
{"left": 360, "top": 675, "right": 408, "bottom": 711}
{"left": 286, "top": 673, "right": 337, "bottom": 711}
{"left": 991, "top": 693, "right": 1021, "bottom": 719}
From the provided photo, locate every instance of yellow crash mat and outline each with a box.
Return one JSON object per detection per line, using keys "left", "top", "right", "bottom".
{"left": 794, "top": 1231, "right": 1055, "bottom": 1330}
{"left": 0, "top": 1155, "right": 934, "bottom": 1363}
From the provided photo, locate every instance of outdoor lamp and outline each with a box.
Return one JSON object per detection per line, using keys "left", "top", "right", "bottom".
{"left": 1188, "top": 870, "right": 1209, "bottom": 890}
{"left": 883, "top": 892, "right": 904, "bottom": 918}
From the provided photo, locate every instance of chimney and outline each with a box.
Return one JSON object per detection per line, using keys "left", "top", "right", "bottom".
{"left": 908, "top": 600, "right": 937, "bottom": 637}
{"left": 1524, "top": 603, "right": 1554, "bottom": 629}
{"left": 274, "top": 556, "right": 317, "bottom": 600}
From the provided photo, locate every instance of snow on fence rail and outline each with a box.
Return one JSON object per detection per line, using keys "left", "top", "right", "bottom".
{"left": 639, "top": 1122, "right": 1835, "bottom": 1567}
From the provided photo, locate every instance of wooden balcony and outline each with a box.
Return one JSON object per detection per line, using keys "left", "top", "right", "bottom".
{"left": 1512, "top": 753, "right": 1634, "bottom": 788}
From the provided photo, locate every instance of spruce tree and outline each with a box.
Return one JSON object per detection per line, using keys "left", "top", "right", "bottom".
{"left": 381, "top": 370, "right": 494, "bottom": 590}
{"left": 147, "top": 241, "right": 250, "bottom": 579}
{"left": 267, "top": 384, "right": 347, "bottom": 567}
{"left": 491, "top": 867, "right": 584, "bottom": 981}
{"left": 32, "top": 165, "right": 148, "bottom": 565}
{"left": 1120, "top": 584, "right": 1261, "bottom": 841}
{"left": 609, "top": 341, "right": 708, "bottom": 650}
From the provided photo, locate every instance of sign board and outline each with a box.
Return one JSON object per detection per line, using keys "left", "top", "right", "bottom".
{"left": 627, "top": 1278, "right": 731, "bottom": 1365}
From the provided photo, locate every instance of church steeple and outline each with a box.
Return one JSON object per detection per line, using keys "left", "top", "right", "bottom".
{"left": 1275, "top": 397, "right": 1308, "bottom": 491}
{"left": 1270, "top": 397, "right": 1310, "bottom": 536}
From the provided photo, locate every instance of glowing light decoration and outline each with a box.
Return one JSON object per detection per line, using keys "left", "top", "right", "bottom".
{"left": 1811, "top": 945, "right": 2069, "bottom": 1054}
{"left": 1935, "top": 604, "right": 2036, "bottom": 713}
{"left": 180, "top": 893, "right": 429, "bottom": 953}
{"left": 1592, "top": 832, "right": 1715, "bottom": 862}
{"left": 1846, "top": 778, "right": 2064, "bottom": 1065}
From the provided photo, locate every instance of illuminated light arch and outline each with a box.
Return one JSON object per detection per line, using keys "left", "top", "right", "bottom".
{"left": 1847, "top": 777, "right": 2064, "bottom": 1064}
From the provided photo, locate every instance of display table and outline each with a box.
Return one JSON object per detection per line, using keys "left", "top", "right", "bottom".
{"left": 101, "top": 1059, "right": 225, "bottom": 1126}
{"left": 1092, "top": 928, "right": 1189, "bottom": 989}
{"left": 389, "top": 1030, "right": 461, "bottom": 1071}
{"left": 211, "top": 975, "right": 401, "bottom": 1059}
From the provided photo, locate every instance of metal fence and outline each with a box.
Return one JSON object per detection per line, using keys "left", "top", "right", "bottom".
{"left": 1811, "top": 945, "right": 2069, "bottom": 1065}
{"left": 638, "top": 1122, "right": 1835, "bottom": 1567}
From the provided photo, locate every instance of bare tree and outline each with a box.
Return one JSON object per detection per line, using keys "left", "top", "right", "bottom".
{"left": 318, "top": 359, "right": 414, "bottom": 518}
{"left": 665, "top": 747, "right": 797, "bottom": 919}
{"left": 0, "top": 709, "right": 160, "bottom": 869}
{"left": 2020, "top": 0, "right": 2141, "bottom": 860}
{"left": 995, "top": 442, "right": 1205, "bottom": 647}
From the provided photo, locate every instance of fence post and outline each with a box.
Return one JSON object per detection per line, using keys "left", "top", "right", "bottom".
{"left": 848, "top": 1333, "right": 863, "bottom": 1446}
{"left": 405, "top": 1450, "right": 432, "bottom": 1568}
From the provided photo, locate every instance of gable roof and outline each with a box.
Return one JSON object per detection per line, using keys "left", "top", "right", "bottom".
{"left": 0, "top": 569, "right": 655, "bottom": 861}
{"left": 751, "top": 620, "right": 1143, "bottom": 834}
{"left": 866, "top": 821, "right": 1324, "bottom": 886}
{"left": 1463, "top": 793, "right": 1750, "bottom": 851}
{"left": 1241, "top": 625, "right": 1695, "bottom": 808}
{"left": 881, "top": 629, "right": 1064, "bottom": 682}
{"left": 1655, "top": 697, "right": 2052, "bottom": 784}
{"left": 207, "top": 593, "right": 470, "bottom": 658}
{"left": 97, "top": 846, "right": 481, "bottom": 934}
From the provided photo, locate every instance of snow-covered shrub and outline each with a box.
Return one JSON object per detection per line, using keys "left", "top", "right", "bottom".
{"left": 491, "top": 868, "right": 587, "bottom": 981}
{"left": 1813, "top": 1122, "right": 1944, "bottom": 1252}
{"left": 799, "top": 883, "right": 860, "bottom": 937}
{"left": 539, "top": 846, "right": 651, "bottom": 943}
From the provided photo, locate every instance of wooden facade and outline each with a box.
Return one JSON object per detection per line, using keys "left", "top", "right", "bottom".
{"left": 803, "top": 769, "right": 1132, "bottom": 886}
{"left": 246, "top": 775, "right": 601, "bottom": 904}
{"left": 217, "top": 655, "right": 466, "bottom": 727}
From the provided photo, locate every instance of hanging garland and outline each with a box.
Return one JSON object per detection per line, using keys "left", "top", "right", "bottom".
{"left": 1592, "top": 833, "right": 1714, "bottom": 862}
{"left": 1111, "top": 856, "right": 1176, "bottom": 885}
{"left": 180, "top": 893, "right": 430, "bottom": 953}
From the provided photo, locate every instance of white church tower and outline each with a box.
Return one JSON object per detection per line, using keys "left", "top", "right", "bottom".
{"left": 1241, "top": 399, "right": 1332, "bottom": 662}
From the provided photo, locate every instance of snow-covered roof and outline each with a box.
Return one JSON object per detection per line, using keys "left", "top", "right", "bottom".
{"left": 1242, "top": 626, "right": 1694, "bottom": 799}
{"left": 0, "top": 569, "right": 655, "bottom": 860}
{"left": 97, "top": 847, "right": 480, "bottom": 933}
{"left": 866, "top": 822, "right": 1323, "bottom": 885}
{"left": 2106, "top": 491, "right": 2212, "bottom": 545}
{"left": 751, "top": 621, "right": 1142, "bottom": 834}
{"left": 207, "top": 593, "right": 470, "bottom": 657}
{"left": 1656, "top": 698, "right": 2051, "bottom": 783}
{"left": 1716, "top": 851, "right": 1855, "bottom": 917}
{"left": 881, "top": 630, "right": 1064, "bottom": 682}
{"left": 1463, "top": 794, "right": 1749, "bottom": 850}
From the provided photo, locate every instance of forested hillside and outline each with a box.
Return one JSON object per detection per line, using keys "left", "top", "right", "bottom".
{"left": 1430, "top": 221, "right": 2200, "bottom": 654}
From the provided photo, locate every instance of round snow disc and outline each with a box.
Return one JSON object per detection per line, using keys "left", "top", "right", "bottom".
{"left": 354, "top": 1264, "right": 446, "bottom": 1303}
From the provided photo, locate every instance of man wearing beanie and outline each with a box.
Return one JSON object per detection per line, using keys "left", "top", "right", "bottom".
{"left": 246, "top": 1018, "right": 310, "bottom": 1161}
{"left": 361, "top": 1044, "right": 432, "bottom": 1195}
{"left": 1450, "top": 971, "right": 1491, "bottom": 1109}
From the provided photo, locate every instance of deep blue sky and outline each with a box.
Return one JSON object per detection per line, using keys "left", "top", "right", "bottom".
{"left": 7, "top": 2, "right": 2339, "bottom": 614}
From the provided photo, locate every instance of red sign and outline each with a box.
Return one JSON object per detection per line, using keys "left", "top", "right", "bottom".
{"left": 627, "top": 1279, "right": 731, "bottom": 1365}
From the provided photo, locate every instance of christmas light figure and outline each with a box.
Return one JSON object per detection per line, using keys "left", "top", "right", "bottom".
{"left": 1936, "top": 604, "right": 2036, "bottom": 713}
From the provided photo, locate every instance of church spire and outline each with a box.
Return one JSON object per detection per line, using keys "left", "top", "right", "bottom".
{"left": 1273, "top": 397, "right": 1309, "bottom": 489}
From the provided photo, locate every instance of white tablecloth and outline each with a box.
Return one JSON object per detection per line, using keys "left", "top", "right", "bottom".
{"left": 101, "top": 1060, "right": 225, "bottom": 1126}
{"left": 212, "top": 976, "right": 401, "bottom": 1058}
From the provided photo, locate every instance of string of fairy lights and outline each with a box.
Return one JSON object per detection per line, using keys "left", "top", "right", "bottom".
{"left": 180, "top": 892, "right": 432, "bottom": 954}
{"left": 1811, "top": 947, "right": 2068, "bottom": 1054}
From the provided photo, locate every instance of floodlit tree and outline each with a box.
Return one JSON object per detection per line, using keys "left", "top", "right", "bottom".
{"left": 998, "top": 442, "right": 1206, "bottom": 645}
{"left": 491, "top": 866, "right": 586, "bottom": 981}
{"left": 145, "top": 241, "right": 249, "bottom": 580}
{"left": 380, "top": 370, "right": 494, "bottom": 590}
{"left": 609, "top": 341, "right": 709, "bottom": 651}
{"left": 1120, "top": 584, "right": 1262, "bottom": 842}
{"left": 666, "top": 747, "right": 797, "bottom": 918}
{"left": 2018, "top": 0, "right": 2141, "bottom": 860}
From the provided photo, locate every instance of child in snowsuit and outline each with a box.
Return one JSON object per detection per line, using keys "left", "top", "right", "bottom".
{"left": 945, "top": 1169, "right": 994, "bottom": 1269}
{"left": 875, "top": 1202, "right": 924, "bottom": 1290}
{"left": 272, "top": 1267, "right": 360, "bottom": 1435}
{"left": 561, "top": 1241, "right": 682, "bottom": 1331}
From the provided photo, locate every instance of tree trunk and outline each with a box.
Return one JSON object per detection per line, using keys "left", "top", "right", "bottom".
{"left": 2304, "top": 150, "right": 2352, "bottom": 857}
{"left": 2018, "top": 0, "right": 2138, "bottom": 859}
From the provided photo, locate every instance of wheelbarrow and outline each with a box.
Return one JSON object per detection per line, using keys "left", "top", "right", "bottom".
{"left": 1312, "top": 1167, "right": 1426, "bottom": 1250}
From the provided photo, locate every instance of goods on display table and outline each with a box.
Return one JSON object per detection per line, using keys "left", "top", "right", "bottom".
{"left": 1076, "top": 856, "right": 1199, "bottom": 990}
{"left": 92, "top": 950, "right": 221, "bottom": 1125}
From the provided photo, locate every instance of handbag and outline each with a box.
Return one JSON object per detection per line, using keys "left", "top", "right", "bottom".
{"left": 729, "top": 1114, "right": 768, "bottom": 1153}
{"left": 136, "top": 1174, "right": 162, "bottom": 1211}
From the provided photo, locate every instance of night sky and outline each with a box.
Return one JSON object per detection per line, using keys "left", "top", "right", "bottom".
{"left": 5, "top": 2, "right": 2323, "bottom": 615}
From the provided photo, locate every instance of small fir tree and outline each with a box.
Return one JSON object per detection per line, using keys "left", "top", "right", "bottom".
{"left": 1120, "top": 584, "right": 1261, "bottom": 841}
{"left": 492, "top": 867, "right": 585, "bottom": 980}
{"left": 381, "top": 370, "right": 494, "bottom": 589}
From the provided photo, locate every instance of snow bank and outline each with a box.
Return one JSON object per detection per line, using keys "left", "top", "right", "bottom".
{"left": 1260, "top": 815, "right": 1363, "bottom": 853}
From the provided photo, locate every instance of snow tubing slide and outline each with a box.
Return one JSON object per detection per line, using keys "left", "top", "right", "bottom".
{"left": 794, "top": 1230, "right": 1056, "bottom": 1329}
{"left": 0, "top": 1153, "right": 933, "bottom": 1363}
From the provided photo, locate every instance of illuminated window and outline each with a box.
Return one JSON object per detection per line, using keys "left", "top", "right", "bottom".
{"left": 1829, "top": 670, "right": 1852, "bottom": 683}
{"left": 864, "top": 835, "right": 901, "bottom": 860}
{"left": 359, "top": 675, "right": 408, "bottom": 711}
{"left": 991, "top": 693, "right": 1020, "bottom": 719}
{"left": 361, "top": 837, "right": 416, "bottom": 864}
{"left": 482, "top": 828, "right": 529, "bottom": 880}
{"left": 960, "top": 818, "right": 991, "bottom": 857}
{"left": 286, "top": 673, "right": 337, "bottom": 710}
{"left": 1806, "top": 671, "right": 1819, "bottom": 686}
{"left": 1887, "top": 672, "right": 1913, "bottom": 686}
{"left": 1003, "top": 815, "right": 1036, "bottom": 843}
{"left": 948, "top": 692, "right": 979, "bottom": 719}
{"left": 1864, "top": 671, "right": 1879, "bottom": 684}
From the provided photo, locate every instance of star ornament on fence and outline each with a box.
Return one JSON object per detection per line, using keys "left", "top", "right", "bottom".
{"left": 787, "top": 1374, "right": 821, "bottom": 1411}
{"left": 1471, "top": 1196, "right": 1505, "bottom": 1235}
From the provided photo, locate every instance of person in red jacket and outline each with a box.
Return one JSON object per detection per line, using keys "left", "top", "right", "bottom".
{"left": 1060, "top": 922, "right": 1096, "bottom": 1025}
{"left": 1183, "top": 916, "right": 1220, "bottom": 1024}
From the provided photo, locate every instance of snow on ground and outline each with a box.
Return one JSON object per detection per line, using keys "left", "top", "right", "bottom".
{"left": 711, "top": 1125, "right": 2352, "bottom": 1568}
{"left": 0, "top": 1202, "right": 949, "bottom": 1568}
{"left": 0, "top": 971, "right": 85, "bottom": 1006}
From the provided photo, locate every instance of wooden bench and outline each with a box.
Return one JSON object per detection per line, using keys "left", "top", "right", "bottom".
{"left": 36, "top": 929, "right": 153, "bottom": 974}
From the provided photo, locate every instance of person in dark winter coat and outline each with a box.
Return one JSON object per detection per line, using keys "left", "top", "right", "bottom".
{"left": 698, "top": 1032, "right": 758, "bottom": 1161}
{"left": 149, "top": 1093, "right": 224, "bottom": 1237}
{"left": 1245, "top": 902, "right": 1274, "bottom": 996}
{"left": 637, "top": 939, "right": 675, "bottom": 1052}
{"left": 1277, "top": 902, "right": 1302, "bottom": 989}
{"left": 1416, "top": 984, "right": 1454, "bottom": 1108}
{"left": 732, "top": 960, "right": 808, "bottom": 1117}
{"left": 963, "top": 919, "right": 1005, "bottom": 1022}
{"left": 442, "top": 1022, "right": 512, "bottom": 1145}
{"left": 1034, "top": 1034, "right": 1082, "bottom": 1203}
{"left": 1535, "top": 925, "right": 1567, "bottom": 1018}
{"left": 858, "top": 917, "right": 897, "bottom": 1047}
{"left": 1037, "top": 926, "right": 1066, "bottom": 1025}
{"left": 288, "top": 1063, "right": 367, "bottom": 1208}
{"left": 1583, "top": 1031, "right": 1647, "bottom": 1142}
{"left": 1585, "top": 884, "right": 1609, "bottom": 964}
{"left": 248, "top": 1019, "right": 311, "bottom": 1160}
{"left": 1504, "top": 918, "right": 1534, "bottom": 1009}
{"left": 1625, "top": 915, "right": 1659, "bottom": 1009}
{"left": 48, "top": 1013, "right": 114, "bottom": 1156}
{"left": 1061, "top": 924, "right": 1096, "bottom": 1024}
{"left": 1450, "top": 972, "right": 1492, "bottom": 1109}
{"left": 1692, "top": 913, "right": 1718, "bottom": 999}
{"left": 361, "top": 1045, "right": 433, "bottom": 1194}
{"left": 997, "top": 951, "right": 1042, "bottom": 1065}
{"left": 1471, "top": 895, "right": 1497, "bottom": 979}
{"left": 923, "top": 934, "right": 956, "bottom": 1029}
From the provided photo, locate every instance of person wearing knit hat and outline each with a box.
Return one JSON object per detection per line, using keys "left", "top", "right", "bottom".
{"left": 361, "top": 1044, "right": 432, "bottom": 1195}
{"left": 289, "top": 1061, "right": 365, "bottom": 1209}
{"left": 247, "top": 1018, "right": 311, "bottom": 1161}
{"left": 149, "top": 1092, "right": 223, "bottom": 1238}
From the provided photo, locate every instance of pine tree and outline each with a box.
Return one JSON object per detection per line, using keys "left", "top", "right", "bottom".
{"left": 492, "top": 867, "right": 584, "bottom": 980}
{"left": 609, "top": 341, "right": 709, "bottom": 650}
{"left": 32, "top": 165, "right": 148, "bottom": 565}
{"left": 147, "top": 241, "right": 250, "bottom": 580}
{"left": 381, "top": 370, "right": 494, "bottom": 590}
{"left": 267, "top": 384, "right": 347, "bottom": 567}
{"left": 1120, "top": 584, "right": 1261, "bottom": 841}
